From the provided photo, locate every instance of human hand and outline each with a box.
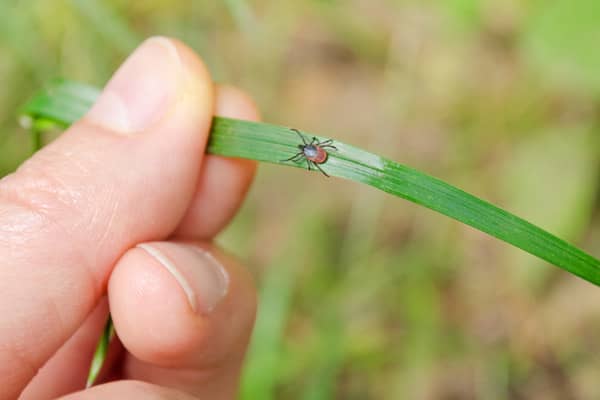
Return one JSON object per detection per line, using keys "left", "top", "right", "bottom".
{"left": 1, "top": 37, "right": 258, "bottom": 400}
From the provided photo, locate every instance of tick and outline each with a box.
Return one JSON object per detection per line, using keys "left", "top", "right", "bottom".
{"left": 281, "top": 128, "right": 338, "bottom": 177}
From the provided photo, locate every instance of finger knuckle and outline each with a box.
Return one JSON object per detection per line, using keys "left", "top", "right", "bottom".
{"left": 0, "top": 160, "right": 88, "bottom": 237}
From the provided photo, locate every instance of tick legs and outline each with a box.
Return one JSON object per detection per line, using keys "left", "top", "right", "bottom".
{"left": 316, "top": 139, "right": 338, "bottom": 151}
{"left": 281, "top": 152, "right": 304, "bottom": 162}
{"left": 313, "top": 162, "right": 330, "bottom": 177}
{"left": 305, "top": 159, "right": 330, "bottom": 177}
{"left": 291, "top": 128, "right": 308, "bottom": 145}
{"left": 319, "top": 140, "right": 337, "bottom": 151}
{"left": 291, "top": 128, "right": 337, "bottom": 152}
{"left": 282, "top": 156, "right": 330, "bottom": 177}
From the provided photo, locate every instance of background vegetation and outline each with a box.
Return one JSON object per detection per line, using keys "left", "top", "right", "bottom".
{"left": 1, "top": 1, "right": 599, "bottom": 398}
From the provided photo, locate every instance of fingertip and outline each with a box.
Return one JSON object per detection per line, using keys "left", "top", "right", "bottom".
{"left": 214, "top": 84, "right": 261, "bottom": 121}
{"left": 174, "top": 84, "right": 260, "bottom": 239}
{"left": 108, "top": 241, "right": 256, "bottom": 369}
{"left": 213, "top": 83, "right": 260, "bottom": 171}
{"left": 58, "top": 380, "right": 196, "bottom": 400}
{"left": 82, "top": 36, "right": 215, "bottom": 136}
{"left": 108, "top": 246, "right": 202, "bottom": 366}
{"left": 168, "top": 37, "right": 216, "bottom": 107}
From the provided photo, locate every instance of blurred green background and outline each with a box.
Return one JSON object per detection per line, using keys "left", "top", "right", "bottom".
{"left": 1, "top": 0, "right": 600, "bottom": 398}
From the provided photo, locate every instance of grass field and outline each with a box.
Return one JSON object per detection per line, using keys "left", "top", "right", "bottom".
{"left": 1, "top": 1, "right": 599, "bottom": 398}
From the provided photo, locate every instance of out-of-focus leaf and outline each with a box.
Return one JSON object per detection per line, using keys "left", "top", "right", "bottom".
{"left": 70, "top": 0, "right": 139, "bottom": 54}
{"left": 501, "top": 128, "right": 600, "bottom": 287}
{"left": 523, "top": 0, "right": 600, "bottom": 92}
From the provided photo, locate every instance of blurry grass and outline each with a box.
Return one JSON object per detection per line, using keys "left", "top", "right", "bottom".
{"left": 70, "top": 0, "right": 139, "bottom": 54}
{"left": 2, "top": 1, "right": 600, "bottom": 398}
{"left": 223, "top": 0, "right": 258, "bottom": 36}
{"left": 524, "top": 0, "right": 600, "bottom": 93}
{"left": 240, "top": 237, "right": 301, "bottom": 399}
{"left": 0, "top": 2, "right": 49, "bottom": 82}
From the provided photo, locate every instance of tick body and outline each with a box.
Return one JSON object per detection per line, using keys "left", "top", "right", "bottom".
{"left": 303, "top": 143, "right": 328, "bottom": 163}
{"left": 281, "top": 129, "right": 338, "bottom": 177}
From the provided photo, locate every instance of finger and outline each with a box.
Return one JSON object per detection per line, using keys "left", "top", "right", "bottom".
{"left": 108, "top": 241, "right": 256, "bottom": 399}
{"left": 0, "top": 37, "right": 214, "bottom": 398}
{"left": 174, "top": 84, "right": 259, "bottom": 239}
{"left": 58, "top": 381, "right": 196, "bottom": 400}
{"left": 19, "top": 299, "right": 113, "bottom": 400}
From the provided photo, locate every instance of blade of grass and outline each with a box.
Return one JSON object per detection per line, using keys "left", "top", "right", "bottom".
{"left": 22, "top": 80, "right": 600, "bottom": 283}
{"left": 21, "top": 79, "right": 600, "bottom": 286}
{"left": 86, "top": 316, "right": 114, "bottom": 388}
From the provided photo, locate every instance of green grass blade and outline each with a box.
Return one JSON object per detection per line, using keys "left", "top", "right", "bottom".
{"left": 86, "top": 315, "right": 114, "bottom": 388}
{"left": 21, "top": 80, "right": 600, "bottom": 286}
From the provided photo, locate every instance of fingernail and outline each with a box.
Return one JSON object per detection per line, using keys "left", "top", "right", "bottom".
{"left": 137, "top": 243, "right": 229, "bottom": 314}
{"left": 87, "top": 37, "right": 182, "bottom": 134}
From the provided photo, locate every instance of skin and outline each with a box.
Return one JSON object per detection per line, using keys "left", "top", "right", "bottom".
{"left": 0, "top": 37, "right": 259, "bottom": 400}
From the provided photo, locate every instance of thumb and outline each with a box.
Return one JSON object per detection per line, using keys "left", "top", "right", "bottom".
{"left": 0, "top": 37, "right": 214, "bottom": 399}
